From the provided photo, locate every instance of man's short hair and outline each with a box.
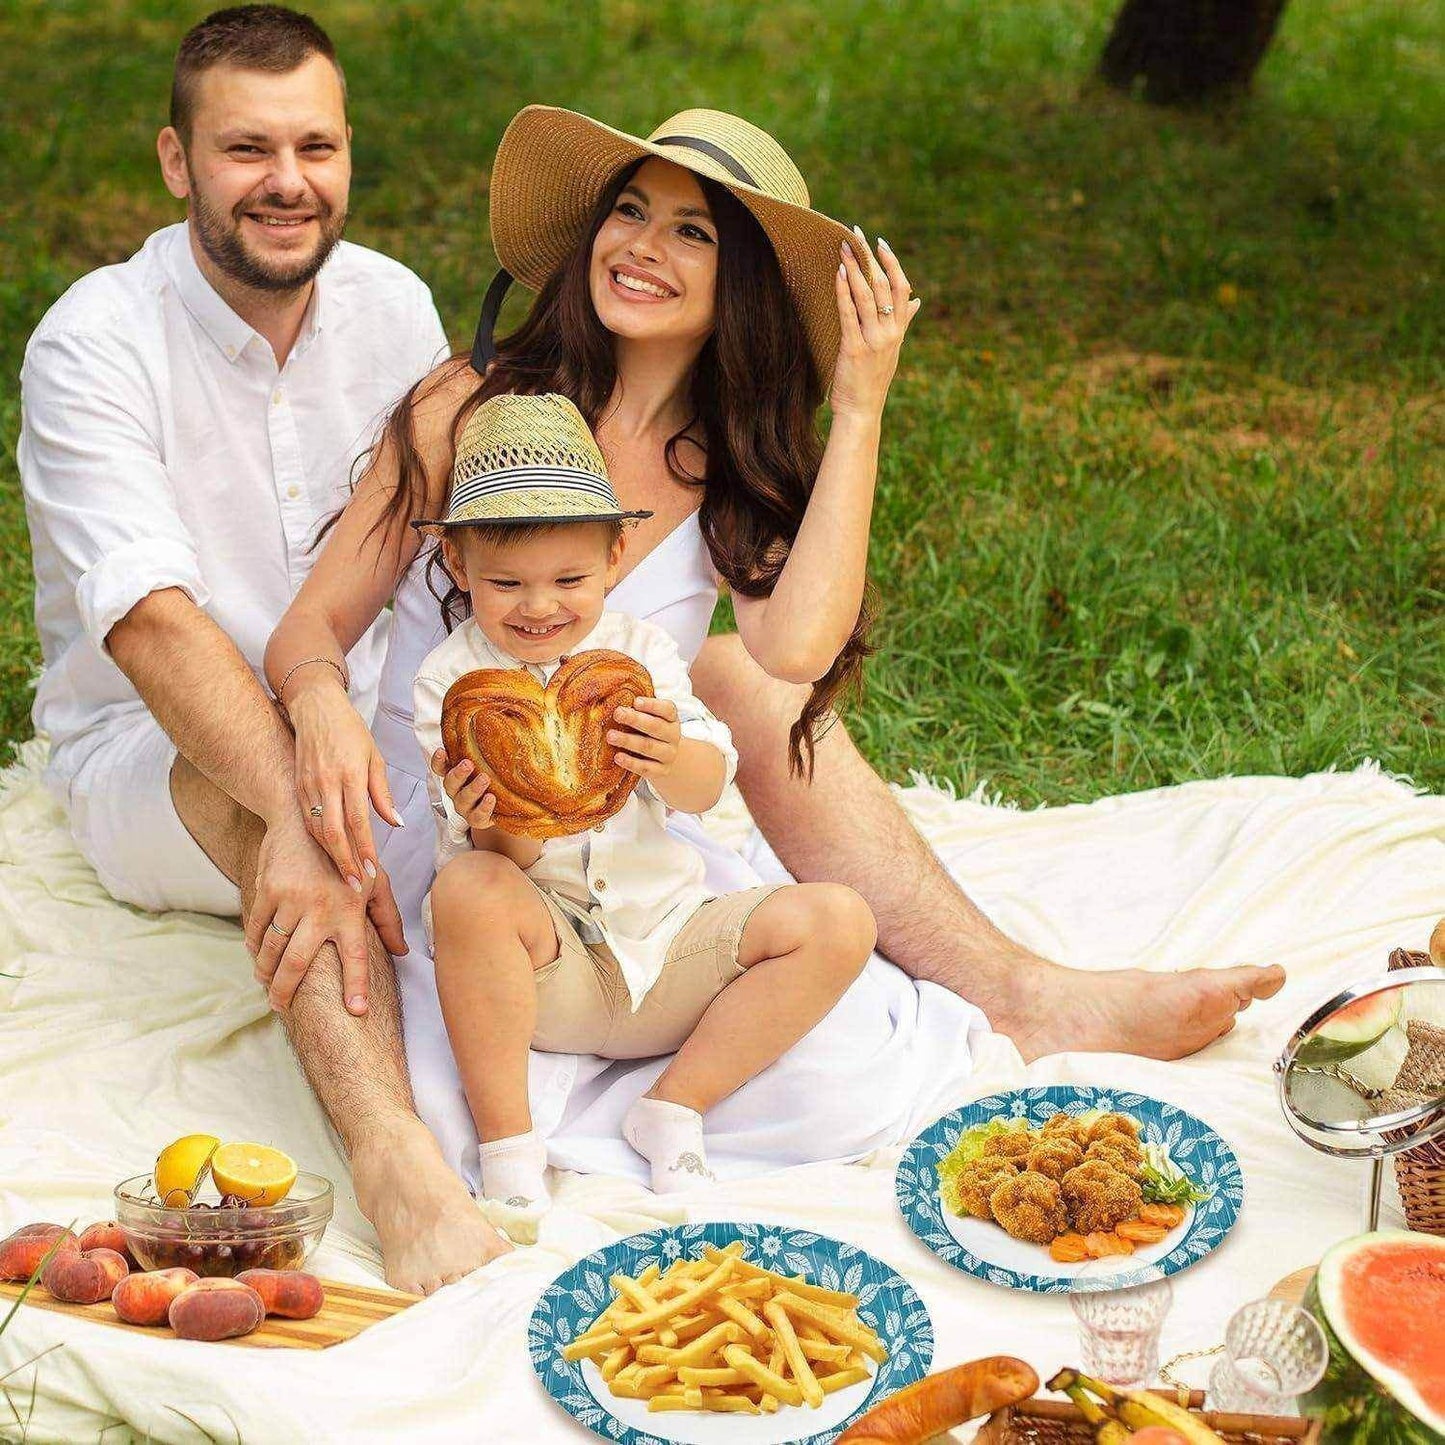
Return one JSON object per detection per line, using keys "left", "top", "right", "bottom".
{"left": 170, "top": 5, "right": 345, "bottom": 145}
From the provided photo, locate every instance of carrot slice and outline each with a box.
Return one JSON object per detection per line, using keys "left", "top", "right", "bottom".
{"left": 1085, "top": 1232, "right": 1135, "bottom": 1258}
{"left": 1050, "top": 1233, "right": 1090, "bottom": 1263}
{"left": 1116, "top": 1219, "right": 1167, "bottom": 1244}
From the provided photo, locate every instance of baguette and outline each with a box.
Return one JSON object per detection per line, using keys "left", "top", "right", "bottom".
{"left": 836, "top": 1357, "right": 1040, "bottom": 1443}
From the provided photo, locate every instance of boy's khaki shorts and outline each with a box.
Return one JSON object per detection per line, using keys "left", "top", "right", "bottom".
{"left": 532, "top": 885, "right": 779, "bottom": 1059}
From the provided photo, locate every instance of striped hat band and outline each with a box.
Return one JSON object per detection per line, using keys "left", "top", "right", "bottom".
{"left": 412, "top": 392, "right": 654, "bottom": 531}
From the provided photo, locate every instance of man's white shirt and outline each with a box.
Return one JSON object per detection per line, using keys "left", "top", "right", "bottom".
{"left": 19, "top": 221, "right": 449, "bottom": 795}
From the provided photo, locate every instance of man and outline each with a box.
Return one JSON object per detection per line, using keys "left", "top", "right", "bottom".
{"left": 20, "top": 4, "right": 1283, "bottom": 1292}
{"left": 19, "top": 5, "right": 506, "bottom": 1292}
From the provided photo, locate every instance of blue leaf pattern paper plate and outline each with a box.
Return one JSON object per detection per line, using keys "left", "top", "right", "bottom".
{"left": 895, "top": 1085, "right": 1243, "bottom": 1294}
{"left": 529, "top": 1220, "right": 932, "bottom": 1445}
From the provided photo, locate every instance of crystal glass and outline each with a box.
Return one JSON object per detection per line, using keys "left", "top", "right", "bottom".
{"left": 1207, "top": 1299, "right": 1329, "bottom": 1414}
{"left": 1069, "top": 1258, "right": 1174, "bottom": 1388}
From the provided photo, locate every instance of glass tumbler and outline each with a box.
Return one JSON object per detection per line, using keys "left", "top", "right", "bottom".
{"left": 1207, "top": 1299, "right": 1329, "bottom": 1414}
{"left": 1069, "top": 1258, "right": 1174, "bottom": 1388}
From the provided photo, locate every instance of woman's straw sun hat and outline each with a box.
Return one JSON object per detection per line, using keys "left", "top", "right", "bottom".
{"left": 412, "top": 393, "right": 652, "bottom": 532}
{"left": 482, "top": 105, "right": 871, "bottom": 385}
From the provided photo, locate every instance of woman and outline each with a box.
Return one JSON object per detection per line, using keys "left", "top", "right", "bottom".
{"left": 264, "top": 106, "right": 993, "bottom": 1194}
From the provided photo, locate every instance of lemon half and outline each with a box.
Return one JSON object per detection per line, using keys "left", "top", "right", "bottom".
{"left": 209, "top": 1142, "right": 298, "bottom": 1207}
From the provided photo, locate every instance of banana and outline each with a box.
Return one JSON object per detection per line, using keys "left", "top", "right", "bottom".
{"left": 1045, "top": 1369, "right": 1134, "bottom": 1444}
{"left": 1055, "top": 1371, "right": 1224, "bottom": 1445}
{"left": 1116, "top": 1394, "right": 1224, "bottom": 1444}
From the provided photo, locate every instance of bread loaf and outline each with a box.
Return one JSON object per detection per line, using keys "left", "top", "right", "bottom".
{"left": 440, "top": 649, "right": 654, "bottom": 840}
{"left": 836, "top": 1357, "right": 1040, "bottom": 1443}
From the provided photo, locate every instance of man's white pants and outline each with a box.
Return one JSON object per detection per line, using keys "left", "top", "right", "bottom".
{"left": 56, "top": 712, "right": 241, "bottom": 918}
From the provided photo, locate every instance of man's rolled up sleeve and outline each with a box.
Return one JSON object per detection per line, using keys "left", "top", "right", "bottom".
{"left": 20, "top": 330, "right": 208, "bottom": 652}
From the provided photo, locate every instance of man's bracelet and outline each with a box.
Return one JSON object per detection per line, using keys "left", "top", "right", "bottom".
{"left": 275, "top": 656, "right": 350, "bottom": 705}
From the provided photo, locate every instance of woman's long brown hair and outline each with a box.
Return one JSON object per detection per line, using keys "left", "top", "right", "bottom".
{"left": 365, "top": 160, "right": 875, "bottom": 776}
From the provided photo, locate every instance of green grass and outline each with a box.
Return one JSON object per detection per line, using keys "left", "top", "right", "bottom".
{"left": 1, "top": 0, "right": 1440, "bottom": 805}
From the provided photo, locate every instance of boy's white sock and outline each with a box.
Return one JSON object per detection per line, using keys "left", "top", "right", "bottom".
{"left": 478, "top": 1129, "right": 552, "bottom": 1244}
{"left": 622, "top": 1096, "right": 718, "bottom": 1194}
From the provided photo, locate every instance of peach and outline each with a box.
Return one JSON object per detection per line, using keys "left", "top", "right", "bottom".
{"left": 77, "top": 1222, "right": 139, "bottom": 1269}
{"left": 168, "top": 1278, "right": 265, "bottom": 1341}
{"left": 235, "top": 1269, "right": 324, "bottom": 1320}
{"left": 112, "top": 1268, "right": 199, "bottom": 1326}
{"left": 42, "top": 1246, "right": 129, "bottom": 1303}
{"left": 0, "top": 1225, "right": 77, "bottom": 1282}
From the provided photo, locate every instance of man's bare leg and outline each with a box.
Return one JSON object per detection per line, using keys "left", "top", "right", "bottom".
{"left": 691, "top": 636, "right": 1284, "bottom": 1062}
{"left": 169, "top": 756, "right": 509, "bottom": 1294}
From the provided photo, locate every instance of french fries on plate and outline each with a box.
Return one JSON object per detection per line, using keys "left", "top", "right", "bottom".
{"left": 561, "top": 1241, "right": 884, "bottom": 1416}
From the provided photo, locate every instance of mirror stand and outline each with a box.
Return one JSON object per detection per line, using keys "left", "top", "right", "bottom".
{"left": 1275, "top": 964, "right": 1445, "bottom": 1233}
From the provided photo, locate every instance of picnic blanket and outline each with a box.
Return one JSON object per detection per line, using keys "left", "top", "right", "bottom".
{"left": 2, "top": 735, "right": 1441, "bottom": 1443}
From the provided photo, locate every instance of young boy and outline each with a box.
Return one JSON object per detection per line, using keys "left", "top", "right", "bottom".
{"left": 412, "top": 394, "right": 876, "bottom": 1237}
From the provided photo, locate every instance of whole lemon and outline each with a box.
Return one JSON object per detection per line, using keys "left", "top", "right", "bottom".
{"left": 154, "top": 1133, "right": 221, "bottom": 1207}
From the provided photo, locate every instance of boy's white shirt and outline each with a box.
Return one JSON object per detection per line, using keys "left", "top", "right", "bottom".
{"left": 413, "top": 610, "right": 738, "bottom": 1012}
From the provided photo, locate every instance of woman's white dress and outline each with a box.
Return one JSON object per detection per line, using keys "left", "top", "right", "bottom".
{"left": 371, "top": 516, "right": 993, "bottom": 1188}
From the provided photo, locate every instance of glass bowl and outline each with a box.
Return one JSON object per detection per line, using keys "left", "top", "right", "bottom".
{"left": 114, "top": 1172, "right": 332, "bottom": 1277}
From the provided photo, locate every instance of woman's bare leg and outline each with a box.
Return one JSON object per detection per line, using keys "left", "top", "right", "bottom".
{"left": 169, "top": 756, "right": 510, "bottom": 1295}
{"left": 691, "top": 635, "right": 1284, "bottom": 1062}
{"left": 649, "top": 883, "right": 875, "bottom": 1112}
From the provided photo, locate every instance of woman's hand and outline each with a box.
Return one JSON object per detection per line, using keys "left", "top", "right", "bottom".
{"left": 429, "top": 749, "right": 498, "bottom": 831}
{"left": 608, "top": 698, "right": 681, "bottom": 779}
{"left": 288, "top": 681, "right": 404, "bottom": 889}
{"left": 244, "top": 814, "right": 408, "bottom": 1016}
{"left": 828, "top": 229, "right": 922, "bottom": 422}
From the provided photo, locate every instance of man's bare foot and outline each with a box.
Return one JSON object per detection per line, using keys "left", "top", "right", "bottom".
{"left": 352, "top": 1120, "right": 512, "bottom": 1294}
{"left": 979, "top": 954, "right": 1287, "bottom": 1064}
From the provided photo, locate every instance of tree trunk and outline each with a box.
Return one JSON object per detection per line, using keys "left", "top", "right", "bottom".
{"left": 1099, "top": 0, "right": 1290, "bottom": 104}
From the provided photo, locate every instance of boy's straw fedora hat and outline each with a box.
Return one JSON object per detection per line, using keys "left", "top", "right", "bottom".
{"left": 412, "top": 393, "right": 652, "bottom": 532}
{"left": 477, "top": 105, "right": 872, "bottom": 386}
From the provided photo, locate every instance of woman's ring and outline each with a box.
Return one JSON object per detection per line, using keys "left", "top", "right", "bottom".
{"left": 308, "top": 804, "right": 324, "bottom": 818}
{"left": 268, "top": 922, "right": 293, "bottom": 938}
{"left": 879, "top": 303, "right": 895, "bottom": 316}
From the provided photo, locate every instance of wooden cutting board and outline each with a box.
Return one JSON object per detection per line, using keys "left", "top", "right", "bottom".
{"left": 0, "top": 1276, "right": 420, "bottom": 1349}
{"left": 1269, "top": 1265, "right": 1317, "bottom": 1306}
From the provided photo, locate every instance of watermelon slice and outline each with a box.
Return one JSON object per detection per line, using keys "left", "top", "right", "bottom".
{"left": 1302, "top": 1231, "right": 1445, "bottom": 1443}
{"left": 1296, "top": 989, "right": 1404, "bottom": 1068}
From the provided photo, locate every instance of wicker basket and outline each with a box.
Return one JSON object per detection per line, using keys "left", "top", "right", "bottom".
{"left": 1387, "top": 947, "right": 1445, "bottom": 1237}
{"left": 977, "top": 1393, "right": 1322, "bottom": 1444}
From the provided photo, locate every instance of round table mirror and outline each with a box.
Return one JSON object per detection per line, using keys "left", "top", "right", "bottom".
{"left": 1274, "top": 964, "right": 1445, "bottom": 1227}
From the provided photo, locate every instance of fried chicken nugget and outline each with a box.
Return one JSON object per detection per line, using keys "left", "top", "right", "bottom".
{"left": 1026, "top": 1138, "right": 1084, "bottom": 1181}
{"left": 1086, "top": 1112, "right": 1142, "bottom": 1145}
{"left": 952, "top": 1157, "right": 1021, "bottom": 1220}
{"left": 989, "top": 1171, "right": 1068, "bottom": 1245}
{"left": 979, "top": 1129, "right": 1035, "bottom": 1163}
{"left": 1085, "top": 1136, "right": 1143, "bottom": 1176}
{"left": 1040, "top": 1112, "right": 1089, "bottom": 1148}
{"left": 1061, "top": 1159, "right": 1143, "bottom": 1235}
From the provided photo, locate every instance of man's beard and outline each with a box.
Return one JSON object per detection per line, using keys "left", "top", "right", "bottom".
{"left": 189, "top": 174, "right": 346, "bottom": 294}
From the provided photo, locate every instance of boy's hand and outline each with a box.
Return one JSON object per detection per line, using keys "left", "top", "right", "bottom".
{"left": 431, "top": 748, "right": 498, "bottom": 830}
{"left": 608, "top": 697, "right": 681, "bottom": 779}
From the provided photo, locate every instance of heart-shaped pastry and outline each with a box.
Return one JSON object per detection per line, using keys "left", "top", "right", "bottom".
{"left": 440, "top": 649, "right": 655, "bottom": 840}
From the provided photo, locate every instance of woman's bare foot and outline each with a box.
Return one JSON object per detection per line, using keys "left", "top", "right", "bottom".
{"left": 982, "top": 955, "right": 1287, "bottom": 1064}
{"left": 351, "top": 1120, "right": 512, "bottom": 1294}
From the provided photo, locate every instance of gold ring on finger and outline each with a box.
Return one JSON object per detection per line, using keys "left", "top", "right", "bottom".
{"left": 879, "top": 303, "right": 895, "bottom": 316}
{"left": 268, "top": 922, "right": 293, "bottom": 938}
{"left": 309, "top": 804, "right": 324, "bottom": 818}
